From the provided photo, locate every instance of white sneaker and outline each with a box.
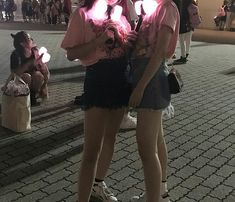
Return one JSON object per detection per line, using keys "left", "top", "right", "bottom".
{"left": 91, "top": 181, "right": 118, "bottom": 202}
{"left": 161, "top": 182, "right": 170, "bottom": 202}
{"left": 130, "top": 192, "right": 170, "bottom": 202}
{"left": 130, "top": 192, "right": 145, "bottom": 202}
{"left": 120, "top": 113, "right": 137, "bottom": 129}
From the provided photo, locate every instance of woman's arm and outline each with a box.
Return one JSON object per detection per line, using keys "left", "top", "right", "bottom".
{"left": 129, "top": 25, "right": 173, "bottom": 107}
{"left": 137, "top": 25, "right": 173, "bottom": 90}
{"left": 66, "top": 29, "right": 115, "bottom": 61}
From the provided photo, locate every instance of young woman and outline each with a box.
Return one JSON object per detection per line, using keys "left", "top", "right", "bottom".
{"left": 173, "top": 0, "right": 196, "bottom": 65}
{"left": 2, "top": 31, "right": 50, "bottom": 105}
{"left": 61, "top": 0, "right": 137, "bottom": 201}
{"left": 129, "top": 0, "right": 180, "bottom": 201}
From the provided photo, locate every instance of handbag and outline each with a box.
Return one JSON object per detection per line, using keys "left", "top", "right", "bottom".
{"left": 1, "top": 74, "right": 31, "bottom": 132}
{"left": 168, "top": 67, "right": 183, "bottom": 94}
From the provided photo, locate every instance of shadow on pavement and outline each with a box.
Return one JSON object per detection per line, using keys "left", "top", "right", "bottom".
{"left": 32, "top": 102, "right": 79, "bottom": 123}
{"left": 0, "top": 121, "right": 83, "bottom": 187}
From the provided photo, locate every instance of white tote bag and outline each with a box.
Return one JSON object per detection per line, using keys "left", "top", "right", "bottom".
{"left": 1, "top": 74, "right": 31, "bottom": 132}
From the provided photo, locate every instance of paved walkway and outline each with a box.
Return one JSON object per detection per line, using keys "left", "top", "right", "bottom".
{"left": 0, "top": 22, "right": 234, "bottom": 202}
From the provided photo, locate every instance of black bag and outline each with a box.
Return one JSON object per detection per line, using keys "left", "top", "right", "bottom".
{"left": 168, "top": 68, "right": 183, "bottom": 94}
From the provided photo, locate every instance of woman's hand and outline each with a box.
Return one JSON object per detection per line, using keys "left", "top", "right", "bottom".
{"left": 126, "top": 30, "right": 138, "bottom": 48}
{"left": 96, "top": 29, "right": 115, "bottom": 47}
{"left": 33, "top": 53, "right": 44, "bottom": 66}
{"left": 129, "top": 84, "right": 145, "bottom": 108}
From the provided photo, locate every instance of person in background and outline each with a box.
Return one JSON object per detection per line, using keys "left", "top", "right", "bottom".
{"left": 129, "top": 0, "right": 180, "bottom": 201}
{"left": 62, "top": 0, "right": 72, "bottom": 25}
{"left": 2, "top": 31, "right": 50, "bottom": 106}
{"left": 173, "top": 0, "right": 197, "bottom": 65}
{"left": 39, "top": 0, "right": 47, "bottom": 23}
{"left": 214, "top": 1, "right": 229, "bottom": 30}
{"left": 21, "top": 0, "right": 28, "bottom": 22}
{"left": 228, "top": 0, "right": 235, "bottom": 31}
{"left": 0, "top": 0, "right": 4, "bottom": 21}
{"left": 61, "top": 0, "right": 137, "bottom": 201}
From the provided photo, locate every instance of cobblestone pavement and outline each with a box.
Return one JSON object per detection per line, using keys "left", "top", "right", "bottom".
{"left": 0, "top": 23, "right": 234, "bottom": 202}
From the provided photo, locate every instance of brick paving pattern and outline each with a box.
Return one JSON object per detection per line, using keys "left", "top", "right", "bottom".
{"left": 0, "top": 22, "right": 234, "bottom": 202}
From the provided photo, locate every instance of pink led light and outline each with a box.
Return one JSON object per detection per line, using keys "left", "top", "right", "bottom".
{"left": 39, "top": 47, "right": 51, "bottom": 63}
{"left": 134, "top": 1, "right": 142, "bottom": 16}
{"left": 135, "top": 0, "right": 158, "bottom": 16}
{"left": 111, "top": 5, "right": 122, "bottom": 21}
{"left": 143, "top": 0, "right": 158, "bottom": 16}
{"left": 87, "top": 0, "right": 107, "bottom": 20}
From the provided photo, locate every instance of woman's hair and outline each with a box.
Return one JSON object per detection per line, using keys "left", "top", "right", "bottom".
{"left": 182, "top": 0, "right": 194, "bottom": 10}
{"left": 11, "top": 31, "right": 29, "bottom": 53}
{"left": 81, "top": 0, "right": 130, "bottom": 22}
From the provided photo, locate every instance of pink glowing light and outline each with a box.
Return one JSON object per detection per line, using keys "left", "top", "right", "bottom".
{"left": 87, "top": 0, "right": 123, "bottom": 22}
{"left": 134, "top": 0, "right": 158, "bottom": 16}
{"left": 39, "top": 47, "right": 51, "bottom": 63}
{"left": 111, "top": 5, "right": 122, "bottom": 21}
{"left": 87, "top": 0, "right": 107, "bottom": 20}
{"left": 143, "top": 0, "right": 158, "bottom": 16}
{"left": 134, "top": 1, "right": 142, "bottom": 16}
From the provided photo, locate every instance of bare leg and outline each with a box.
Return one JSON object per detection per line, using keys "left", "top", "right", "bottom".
{"left": 136, "top": 109, "right": 162, "bottom": 202}
{"left": 31, "top": 71, "right": 44, "bottom": 94}
{"left": 157, "top": 118, "right": 167, "bottom": 182}
{"left": 78, "top": 108, "right": 106, "bottom": 202}
{"left": 95, "top": 108, "right": 126, "bottom": 180}
{"left": 78, "top": 107, "right": 126, "bottom": 201}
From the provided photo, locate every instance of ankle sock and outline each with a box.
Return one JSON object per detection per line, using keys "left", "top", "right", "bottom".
{"left": 161, "top": 181, "right": 168, "bottom": 196}
{"left": 95, "top": 178, "right": 103, "bottom": 183}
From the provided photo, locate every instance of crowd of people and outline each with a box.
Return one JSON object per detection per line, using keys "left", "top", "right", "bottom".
{"left": 214, "top": 0, "right": 235, "bottom": 31}
{"left": 0, "top": 0, "right": 16, "bottom": 21}
{"left": 0, "top": 0, "right": 72, "bottom": 25}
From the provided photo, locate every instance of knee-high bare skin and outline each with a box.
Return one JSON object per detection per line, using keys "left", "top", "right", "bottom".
{"left": 78, "top": 108, "right": 125, "bottom": 202}
{"left": 136, "top": 109, "right": 162, "bottom": 202}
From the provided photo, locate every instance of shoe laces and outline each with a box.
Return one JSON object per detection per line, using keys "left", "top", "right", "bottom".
{"left": 100, "top": 182, "right": 114, "bottom": 197}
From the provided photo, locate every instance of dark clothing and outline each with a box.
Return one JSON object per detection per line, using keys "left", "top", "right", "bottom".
{"left": 83, "top": 57, "right": 132, "bottom": 110}
{"left": 179, "top": 5, "right": 191, "bottom": 33}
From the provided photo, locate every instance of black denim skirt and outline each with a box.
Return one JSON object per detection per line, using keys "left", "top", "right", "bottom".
{"left": 83, "top": 57, "right": 132, "bottom": 110}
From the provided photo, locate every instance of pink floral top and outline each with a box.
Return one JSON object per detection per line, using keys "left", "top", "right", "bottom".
{"left": 61, "top": 7, "right": 131, "bottom": 66}
{"left": 133, "top": 0, "right": 180, "bottom": 59}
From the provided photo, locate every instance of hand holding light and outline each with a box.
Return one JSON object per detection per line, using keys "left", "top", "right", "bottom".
{"left": 38, "top": 47, "right": 51, "bottom": 63}
{"left": 134, "top": 0, "right": 158, "bottom": 31}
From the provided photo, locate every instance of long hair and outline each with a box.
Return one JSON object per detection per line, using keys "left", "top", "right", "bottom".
{"left": 81, "top": 0, "right": 130, "bottom": 21}
{"left": 10, "top": 31, "right": 29, "bottom": 57}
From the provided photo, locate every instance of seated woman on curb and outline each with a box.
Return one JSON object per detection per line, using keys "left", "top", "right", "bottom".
{"left": 1, "top": 31, "right": 50, "bottom": 106}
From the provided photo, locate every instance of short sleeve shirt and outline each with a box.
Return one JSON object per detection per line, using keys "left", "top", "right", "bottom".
{"left": 61, "top": 7, "right": 131, "bottom": 66}
{"left": 134, "top": 0, "right": 180, "bottom": 58}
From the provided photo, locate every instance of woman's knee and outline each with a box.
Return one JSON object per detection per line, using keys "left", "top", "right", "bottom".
{"left": 32, "top": 71, "right": 45, "bottom": 83}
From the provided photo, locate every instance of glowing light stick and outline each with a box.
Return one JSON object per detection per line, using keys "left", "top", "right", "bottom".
{"left": 134, "top": 0, "right": 158, "bottom": 31}
{"left": 39, "top": 47, "right": 51, "bottom": 63}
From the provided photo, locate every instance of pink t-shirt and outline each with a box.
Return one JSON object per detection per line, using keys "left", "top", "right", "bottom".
{"left": 134, "top": 0, "right": 180, "bottom": 58}
{"left": 61, "top": 7, "right": 131, "bottom": 66}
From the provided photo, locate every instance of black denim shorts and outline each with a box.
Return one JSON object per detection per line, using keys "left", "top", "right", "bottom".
{"left": 83, "top": 57, "right": 132, "bottom": 110}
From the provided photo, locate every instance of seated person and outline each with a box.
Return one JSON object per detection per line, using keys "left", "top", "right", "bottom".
{"left": 2, "top": 31, "right": 50, "bottom": 106}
